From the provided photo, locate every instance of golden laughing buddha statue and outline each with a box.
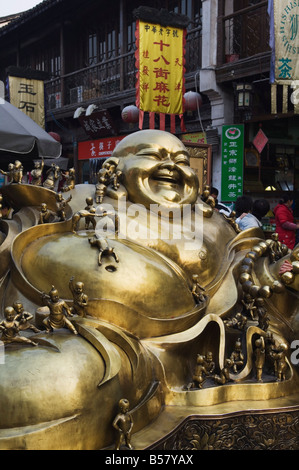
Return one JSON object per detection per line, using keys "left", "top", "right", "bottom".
{"left": 0, "top": 129, "right": 299, "bottom": 450}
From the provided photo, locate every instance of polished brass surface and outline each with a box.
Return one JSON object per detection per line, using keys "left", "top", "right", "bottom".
{"left": 0, "top": 130, "right": 298, "bottom": 450}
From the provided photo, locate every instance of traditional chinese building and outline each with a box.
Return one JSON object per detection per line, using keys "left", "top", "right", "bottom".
{"left": 0, "top": 0, "right": 213, "bottom": 189}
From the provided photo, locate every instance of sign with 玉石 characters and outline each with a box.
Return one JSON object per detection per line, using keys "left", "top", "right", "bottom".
{"left": 8, "top": 76, "right": 45, "bottom": 128}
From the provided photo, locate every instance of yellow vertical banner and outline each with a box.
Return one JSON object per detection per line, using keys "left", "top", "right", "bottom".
{"left": 136, "top": 20, "right": 186, "bottom": 131}
{"left": 8, "top": 76, "right": 45, "bottom": 128}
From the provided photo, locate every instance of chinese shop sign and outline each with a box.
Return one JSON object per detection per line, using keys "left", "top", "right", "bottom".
{"left": 8, "top": 76, "right": 45, "bottom": 128}
{"left": 181, "top": 132, "right": 207, "bottom": 144}
{"left": 135, "top": 20, "right": 186, "bottom": 132}
{"left": 78, "top": 110, "right": 117, "bottom": 139}
{"left": 78, "top": 135, "right": 126, "bottom": 160}
{"left": 221, "top": 125, "right": 244, "bottom": 202}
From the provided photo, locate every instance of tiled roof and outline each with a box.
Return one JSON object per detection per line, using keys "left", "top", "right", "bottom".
{"left": 0, "top": 0, "right": 61, "bottom": 36}
{"left": 0, "top": 13, "right": 22, "bottom": 27}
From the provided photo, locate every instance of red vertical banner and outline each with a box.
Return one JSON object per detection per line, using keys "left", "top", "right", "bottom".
{"left": 135, "top": 20, "right": 186, "bottom": 132}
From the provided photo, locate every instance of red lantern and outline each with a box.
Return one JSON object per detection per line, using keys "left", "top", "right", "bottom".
{"left": 48, "top": 131, "right": 61, "bottom": 142}
{"left": 121, "top": 105, "right": 139, "bottom": 124}
{"left": 184, "top": 91, "right": 202, "bottom": 112}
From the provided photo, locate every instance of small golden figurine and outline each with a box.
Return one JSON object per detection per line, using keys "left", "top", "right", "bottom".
{"left": 30, "top": 158, "right": 44, "bottom": 186}
{"left": 71, "top": 209, "right": 101, "bottom": 232}
{"left": 69, "top": 277, "right": 88, "bottom": 317}
{"left": 191, "top": 274, "right": 206, "bottom": 303}
{"left": 111, "top": 170, "right": 123, "bottom": 191}
{"left": 43, "top": 164, "right": 60, "bottom": 190}
{"left": 61, "top": 168, "right": 76, "bottom": 192}
{"left": 201, "top": 185, "right": 216, "bottom": 209}
{"left": 222, "top": 210, "right": 241, "bottom": 233}
{"left": 224, "top": 312, "right": 247, "bottom": 330}
{"left": 268, "top": 233, "right": 287, "bottom": 263}
{"left": 265, "top": 331, "right": 277, "bottom": 376}
{"left": 254, "top": 336, "right": 265, "bottom": 382}
{"left": 55, "top": 192, "right": 72, "bottom": 221}
{"left": 272, "top": 343, "right": 288, "bottom": 382}
{"left": 38, "top": 203, "right": 53, "bottom": 224}
{"left": 241, "top": 293, "right": 257, "bottom": 321}
{"left": 1, "top": 160, "right": 23, "bottom": 184}
{"left": 0, "top": 163, "right": 14, "bottom": 182}
{"left": 113, "top": 398, "right": 133, "bottom": 450}
{"left": 213, "top": 359, "right": 233, "bottom": 385}
{"left": 13, "top": 301, "right": 40, "bottom": 333}
{"left": 41, "top": 285, "right": 78, "bottom": 335}
{"left": 230, "top": 338, "right": 244, "bottom": 374}
{"left": 88, "top": 235, "right": 119, "bottom": 266}
{"left": 84, "top": 197, "right": 97, "bottom": 230}
{"left": 13, "top": 160, "right": 23, "bottom": 183}
{"left": 191, "top": 354, "right": 208, "bottom": 389}
{"left": 0, "top": 306, "right": 38, "bottom": 346}
{"left": 95, "top": 167, "right": 112, "bottom": 204}
{"left": 203, "top": 351, "right": 215, "bottom": 376}
{"left": 256, "top": 297, "right": 269, "bottom": 331}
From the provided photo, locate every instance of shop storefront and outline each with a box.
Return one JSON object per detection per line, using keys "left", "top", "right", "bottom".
{"left": 243, "top": 117, "right": 299, "bottom": 216}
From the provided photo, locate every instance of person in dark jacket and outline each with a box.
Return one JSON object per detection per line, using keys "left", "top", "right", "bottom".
{"left": 273, "top": 194, "right": 299, "bottom": 250}
{"left": 252, "top": 199, "right": 270, "bottom": 221}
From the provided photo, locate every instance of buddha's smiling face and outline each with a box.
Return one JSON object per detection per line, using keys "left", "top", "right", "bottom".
{"left": 112, "top": 130, "right": 199, "bottom": 209}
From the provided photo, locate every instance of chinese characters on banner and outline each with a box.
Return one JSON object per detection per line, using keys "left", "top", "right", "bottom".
{"left": 272, "top": 1, "right": 299, "bottom": 82}
{"left": 78, "top": 136, "right": 126, "bottom": 160}
{"left": 268, "top": 0, "right": 299, "bottom": 113}
{"left": 8, "top": 76, "right": 45, "bottom": 128}
{"left": 135, "top": 20, "right": 186, "bottom": 133}
{"left": 221, "top": 125, "right": 244, "bottom": 202}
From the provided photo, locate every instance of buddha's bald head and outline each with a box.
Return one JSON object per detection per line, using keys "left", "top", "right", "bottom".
{"left": 110, "top": 130, "right": 199, "bottom": 209}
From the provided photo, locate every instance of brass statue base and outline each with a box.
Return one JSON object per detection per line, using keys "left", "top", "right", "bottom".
{"left": 142, "top": 399, "right": 299, "bottom": 450}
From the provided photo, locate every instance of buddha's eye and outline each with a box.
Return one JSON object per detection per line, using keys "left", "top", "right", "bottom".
{"left": 137, "top": 150, "right": 162, "bottom": 160}
{"left": 174, "top": 155, "right": 189, "bottom": 166}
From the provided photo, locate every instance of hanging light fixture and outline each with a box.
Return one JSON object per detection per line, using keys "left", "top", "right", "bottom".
{"left": 184, "top": 91, "right": 202, "bottom": 112}
{"left": 121, "top": 105, "right": 139, "bottom": 124}
{"left": 235, "top": 83, "right": 253, "bottom": 109}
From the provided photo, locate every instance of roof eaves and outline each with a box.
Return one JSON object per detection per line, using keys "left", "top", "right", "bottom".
{"left": 0, "top": 0, "right": 62, "bottom": 36}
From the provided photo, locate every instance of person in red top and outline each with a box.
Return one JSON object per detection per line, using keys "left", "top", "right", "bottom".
{"left": 273, "top": 194, "right": 299, "bottom": 250}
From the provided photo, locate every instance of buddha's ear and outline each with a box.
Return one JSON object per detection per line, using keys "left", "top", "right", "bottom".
{"left": 103, "top": 156, "right": 120, "bottom": 170}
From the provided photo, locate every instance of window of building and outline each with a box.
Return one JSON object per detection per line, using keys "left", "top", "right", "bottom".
{"left": 50, "top": 53, "right": 61, "bottom": 78}
{"left": 88, "top": 32, "right": 98, "bottom": 65}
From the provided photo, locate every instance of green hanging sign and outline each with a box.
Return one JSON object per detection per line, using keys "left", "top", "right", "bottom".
{"left": 221, "top": 124, "right": 244, "bottom": 202}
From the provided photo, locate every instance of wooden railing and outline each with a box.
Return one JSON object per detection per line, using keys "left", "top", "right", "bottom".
{"left": 217, "top": 1, "right": 270, "bottom": 66}
{"left": 45, "top": 25, "right": 202, "bottom": 110}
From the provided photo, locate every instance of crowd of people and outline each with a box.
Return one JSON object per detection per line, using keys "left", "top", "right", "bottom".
{"left": 213, "top": 187, "right": 298, "bottom": 251}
